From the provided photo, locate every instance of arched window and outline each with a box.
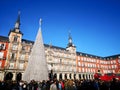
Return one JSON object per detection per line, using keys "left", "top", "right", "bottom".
{"left": 14, "top": 35, "right": 18, "bottom": 42}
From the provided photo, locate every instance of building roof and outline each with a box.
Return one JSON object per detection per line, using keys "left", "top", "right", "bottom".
{"left": 0, "top": 35, "right": 120, "bottom": 60}
{"left": 76, "top": 51, "right": 103, "bottom": 59}
{"left": 0, "top": 36, "right": 9, "bottom": 42}
{"left": 22, "top": 39, "right": 34, "bottom": 44}
{"left": 105, "top": 54, "right": 120, "bottom": 60}
{"left": 77, "top": 51, "right": 120, "bottom": 60}
{"left": 44, "top": 44, "right": 66, "bottom": 50}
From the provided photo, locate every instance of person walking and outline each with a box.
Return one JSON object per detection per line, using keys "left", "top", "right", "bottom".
{"left": 50, "top": 80, "right": 58, "bottom": 90}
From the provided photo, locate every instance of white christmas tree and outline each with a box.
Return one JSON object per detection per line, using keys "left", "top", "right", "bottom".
{"left": 23, "top": 19, "right": 48, "bottom": 82}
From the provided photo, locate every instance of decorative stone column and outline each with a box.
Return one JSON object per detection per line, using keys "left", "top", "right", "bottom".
{"left": 81, "top": 73, "right": 83, "bottom": 79}
{"left": 12, "top": 72, "right": 16, "bottom": 80}
{"left": 57, "top": 73, "right": 59, "bottom": 80}
{"left": 84, "top": 74, "right": 86, "bottom": 79}
{"left": 76, "top": 73, "right": 79, "bottom": 80}
{"left": 62, "top": 73, "right": 65, "bottom": 80}
{"left": 67, "top": 73, "right": 70, "bottom": 79}
{"left": 71, "top": 73, "right": 74, "bottom": 79}
{"left": 0, "top": 72, "right": 4, "bottom": 81}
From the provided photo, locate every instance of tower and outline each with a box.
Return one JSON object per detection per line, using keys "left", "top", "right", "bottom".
{"left": 66, "top": 31, "right": 77, "bottom": 75}
{"left": 23, "top": 19, "right": 48, "bottom": 82}
{"left": 66, "top": 31, "right": 76, "bottom": 53}
{"left": 5, "top": 11, "right": 23, "bottom": 80}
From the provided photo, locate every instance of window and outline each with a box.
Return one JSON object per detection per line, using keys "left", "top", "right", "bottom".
{"left": 22, "top": 46, "right": 26, "bottom": 50}
{"left": 20, "top": 54, "right": 25, "bottom": 60}
{"left": 79, "top": 68, "right": 81, "bottom": 72}
{"left": 0, "top": 52, "right": 4, "bottom": 59}
{"left": 26, "top": 47, "right": 30, "bottom": 52}
{"left": 14, "top": 35, "right": 18, "bottom": 42}
{"left": 19, "top": 63, "right": 24, "bottom": 69}
{"left": 10, "top": 53, "right": 16, "bottom": 60}
{"left": 81, "top": 57, "right": 83, "bottom": 61}
{"left": 0, "top": 44, "right": 5, "bottom": 50}
{"left": 118, "top": 59, "right": 120, "bottom": 63}
{"left": 0, "top": 61, "right": 2, "bottom": 67}
{"left": 84, "top": 57, "right": 86, "bottom": 61}
{"left": 78, "top": 62, "right": 80, "bottom": 66}
{"left": 82, "top": 63, "right": 84, "bottom": 67}
{"left": 88, "top": 63, "right": 90, "bottom": 67}
{"left": 88, "top": 68, "right": 90, "bottom": 72}
{"left": 82, "top": 68, "right": 84, "bottom": 72}
{"left": 118, "top": 56, "right": 120, "bottom": 59}
{"left": 85, "top": 63, "right": 87, "bottom": 67}
{"left": 60, "top": 59, "right": 62, "bottom": 64}
{"left": 73, "top": 61, "right": 76, "bottom": 65}
{"left": 112, "top": 65, "right": 114, "bottom": 68}
{"left": 9, "top": 63, "right": 14, "bottom": 69}
{"left": 11, "top": 53, "right": 15, "bottom": 59}
{"left": 98, "top": 65, "right": 99, "bottom": 68}
{"left": 12, "top": 45, "right": 17, "bottom": 50}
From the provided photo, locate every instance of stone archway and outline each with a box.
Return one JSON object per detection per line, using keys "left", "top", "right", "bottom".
{"left": 74, "top": 74, "right": 76, "bottom": 79}
{"left": 16, "top": 72, "right": 22, "bottom": 81}
{"left": 49, "top": 73, "right": 51, "bottom": 80}
{"left": 59, "top": 73, "right": 62, "bottom": 80}
{"left": 79, "top": 74, "right": 81, "bottom": 79}
{"left": 4, "top": 72, "right": 13, "bottom": 81}
{"left": 69, "top": 73, "right": 71, "bottom": 79}
{"left": 89, "top": 74, "right": 91, "bottom": 79}
{"left": 64, "top": 73, "right": 67, "bottom": 79}
{"left": 49, "top": 70, "right": 54, "bottom": 80}
{"left": 83, "top": 74, "right": 85, "bottom": 79}
{"left": 98, "top": 69, "right": 101, "bottom": 73}
{"left": 53, "top": 73, "right": 57, "bottom": 79}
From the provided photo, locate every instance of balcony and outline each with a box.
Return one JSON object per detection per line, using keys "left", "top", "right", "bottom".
{"left": 11, "top": 40, "right": 19, "bottom": 44}
{"left": 9, "top": 57, "right": 17, "bottom": 62}
{"left": 0, "top": 57, "right": 6, "bottom": 60}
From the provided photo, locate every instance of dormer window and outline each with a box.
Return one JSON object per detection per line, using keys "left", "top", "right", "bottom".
{"left": 118, "top": 56, "right": 120, "bottom": 58}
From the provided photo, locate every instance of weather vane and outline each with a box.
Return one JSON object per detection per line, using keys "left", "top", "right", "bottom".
{"left": 39, "top": 18, "right": 42, "bottom": 28}
{"left": 18, "top": 11, "right": 21, "bottom": 15}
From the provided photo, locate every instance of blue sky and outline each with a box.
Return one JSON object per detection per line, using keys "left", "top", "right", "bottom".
{"left": 0, "top": 0, "right": 120, "bottom": 57}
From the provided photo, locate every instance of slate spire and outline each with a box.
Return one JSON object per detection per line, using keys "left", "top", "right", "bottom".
{"left": 15, "top": 11, "right": 20, "bottom": 29}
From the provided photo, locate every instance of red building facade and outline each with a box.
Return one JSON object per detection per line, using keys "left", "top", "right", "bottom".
{"left": 0, "top": 36, "right": 9, "bottom": 69}
{"left": 77, "top": 52, "right": 120, "bottom": 79}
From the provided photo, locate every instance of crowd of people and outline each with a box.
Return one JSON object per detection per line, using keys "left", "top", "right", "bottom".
{"left": 0, "top": 78, "right": 120, "bottom": 90}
